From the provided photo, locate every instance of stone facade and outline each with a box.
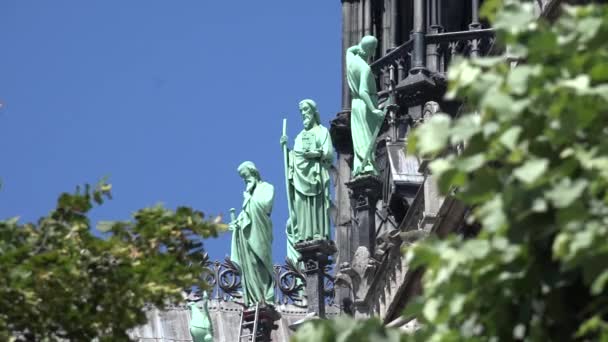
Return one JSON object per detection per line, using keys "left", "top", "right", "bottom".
{"left": 330, "top": 0, "right": 494, "bottom": 327}
{"left": 331, "top": 0, "right": 566, "bottom": 331}
{"left": 130, "top": 0, "right": 569, "bottom": 340}
{"left": 129, "top": 301, "right": 339, "bottom": 342}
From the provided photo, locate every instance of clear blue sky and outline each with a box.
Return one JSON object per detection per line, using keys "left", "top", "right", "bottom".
{"left": 0, "top": 1, "right": 341, "bottom": 263}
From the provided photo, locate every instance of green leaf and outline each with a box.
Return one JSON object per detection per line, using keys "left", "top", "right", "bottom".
{"left": 559, "top": 74, "right": 591, "bottom": 93}
{"left": 480, "top": 89, "right": 522, "bottom": 120}
{"left": 499, "top": 126, "right": 522, "bottom": 150}
{"left": 575, "top": 316, "right": 606, "bottom": 339}
{"left": 476, "top": 195, "right": 507, "bottom": 231}
{"left": 96, "top": 221, "right": 116, "bottom": 233}
{"left": 423, "top": 298, "right": 441, "bottom": 321}
{"left": 5, "top": 216, "right": 20, "bottom": 225}
{"left": 460, "top": 167, "right": 499, "bottom": 204}
{"left": 513, "top": 158, "right": 549, "bottom": 184}
{"left": 480, "top": 0, "right": 502, "bottom": 22}
{"left": 292, "top": 319, "right": 336, "bottom": 342}
{"left": 471, "top": 56, "right": 504, "bottom": 67}
{"left": 590, "top": 63, "right": 608, "bottom": 82}
{"left": 531, "top": 198, "right": 548, "bottom": 213}
{"left": 570, "top": 230, "right": 594, "bottom": 255}
{"left": 450, "top": 114, "right": 481, "bottom": 144}
{"left": 464, "top": 239, "right": 490, "bottom": 259}
{"left": 507, "top": 65, "right": 541, "bottom": 95}
{"left": 591, "top": 270, "right": 608, "bottom": 295}
{"left": 449, "top": 294, "right": 466, "bottom": 315}
{"left": 590, "top": 84, "right": 608, "bottom": 102}
{"left": 428, "top": 158, "right": 452, "bottom": 177}
{"left": 437, "top": 168, "right": 467, "bottom": 194}
{"left": 577, "top": 17, "right": 602, "bottom": 43}
{"left": 552, "top": 232, "right": 570, "bottom": 259}
{"left": 450, "top": 61, "right": 482, "bottom": 87}
{"left": 494, "top": 2, "right": 535, "bottom": 35}
{"left": 483, "top": 122, "right": 500, "bottom": 137}
{"left": 455, "top": 154, "right": 486, "bottom": 173}
{"left": 546, "top": 178, "right": 588, "bottom": 208}
{"left": 415, "top": 114, "right": 452, "bottom": 156}
{"left": 513, "top": 324, "right": 526, "bottom": 340}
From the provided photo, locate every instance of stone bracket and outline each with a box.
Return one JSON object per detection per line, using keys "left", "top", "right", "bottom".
{"left": 295, "top": 239, "right": 337, "bottom": 318}
{"left": 347, "top": 175, "right": 383, "bottom": 254}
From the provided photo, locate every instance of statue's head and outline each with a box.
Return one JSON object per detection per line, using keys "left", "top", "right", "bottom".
{"left": 299, "top": 99, "right": 320, "bottom": 130}
{"left": 237, "top": 161, "right": 261, "bottom": 182}
{"left": 359, "top": 35, "right": 378, "bottom": 60}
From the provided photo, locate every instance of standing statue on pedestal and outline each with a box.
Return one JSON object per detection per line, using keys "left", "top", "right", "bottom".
{"left": 229, "top": 161, "right": 275, "bottom": 306}
{"left": 188, "top": 291, "right": 214, "bottom": 342}
{"left": 346, "top": 35, "right": 386, "bottom": 177}
{"left": 280, "top": 99, "right": 333, "bottom": 265}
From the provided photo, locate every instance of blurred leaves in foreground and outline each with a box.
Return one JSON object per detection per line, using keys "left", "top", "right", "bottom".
{"left": 295, "top": 1, "right": 608, "bottom": 341}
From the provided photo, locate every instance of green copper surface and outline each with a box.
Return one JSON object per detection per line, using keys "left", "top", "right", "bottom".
{"left": 281, "top": 99, "right": 333, "bottom": 260}
{"left": 285, "top": 217, "right": 301, "bottom": 266}
{"left": 188, "top": 292, "right": 213, "bottom": 342}
{"left": 229, "top": 161, "right": 275, "bottom": 306}
{"left": 346, "top": 35, "right": 385, "bottom": 177}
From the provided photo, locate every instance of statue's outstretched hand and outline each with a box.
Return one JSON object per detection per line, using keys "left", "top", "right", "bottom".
{"left": 280, "top": 135, "right": 288, "bottom": 147}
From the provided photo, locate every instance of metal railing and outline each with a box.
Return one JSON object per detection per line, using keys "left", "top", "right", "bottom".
{"left": 197, "top": 253, "right": 334, "bottom": 308}
{"left": 370, "top": 28, "right": 496, "bottom": 92}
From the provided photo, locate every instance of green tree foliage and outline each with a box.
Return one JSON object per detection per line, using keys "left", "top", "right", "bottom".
{"left": 0, "top": 180, "right": 222, "bottom": 341}
{"left": 292, "top": 318, "right": 405, "bottom": 342}
{"left": 294, "top": 1, "right": 608, "bottom": 341}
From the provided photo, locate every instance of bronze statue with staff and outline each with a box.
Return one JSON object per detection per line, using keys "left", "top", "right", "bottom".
{"left": 280, "top": 99, "right": 334, "bottom": 264}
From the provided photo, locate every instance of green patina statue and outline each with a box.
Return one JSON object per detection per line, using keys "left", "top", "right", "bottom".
{"left": 346, "top": 35, "right": 385, "bottom": 177}
{"left": 281, "top": 99, "right": 334, "bottom": 263}
{"left": 188, "top": 292, "right": 214, "bottom": 342}
{"left": 229, "top": 161, "right": 275, "bottom": 306}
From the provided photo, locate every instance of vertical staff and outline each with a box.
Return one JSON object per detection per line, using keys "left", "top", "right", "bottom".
{"left": 228, "top": 207, "right": 237, "bottom": 231}
{"left": 230, "top": 208, "right": 236, "bottom": 222}
{"left": 282, "top": 118, "right": 294, "bottom": 218}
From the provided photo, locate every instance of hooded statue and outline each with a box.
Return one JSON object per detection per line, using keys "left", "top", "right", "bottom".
{"left": 346, "top": 35, "right": 385, "bottom": 176}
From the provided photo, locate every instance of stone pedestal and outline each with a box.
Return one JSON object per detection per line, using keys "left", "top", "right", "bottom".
{"left": 241, "top": 303, "right": 280, "bottom": 342}
{"left": 346, "top": 175, "right": 382, "bottom": 253}
{"left": 295, "top": 239, "right": 337, "bottom": 318}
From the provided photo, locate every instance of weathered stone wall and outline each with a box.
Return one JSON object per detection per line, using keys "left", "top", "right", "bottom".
{"left": 129, "top": 301, "right": 337, "bottom": 342}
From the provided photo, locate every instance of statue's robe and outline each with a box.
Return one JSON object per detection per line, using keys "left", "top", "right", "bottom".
{"left": 288, "top": 124, "right": 333, "bottom": 250}
{"left": 188, "top": 301, "right": 213, "bottom": 342}
{"left": 346, "top": 48, "right": 382, "bottom": 176}
{"left": 285, "top": 218, "right": 301, "bottom": 266}
{"left": 230, "top": 181, "right": 275, "bottom": 306}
